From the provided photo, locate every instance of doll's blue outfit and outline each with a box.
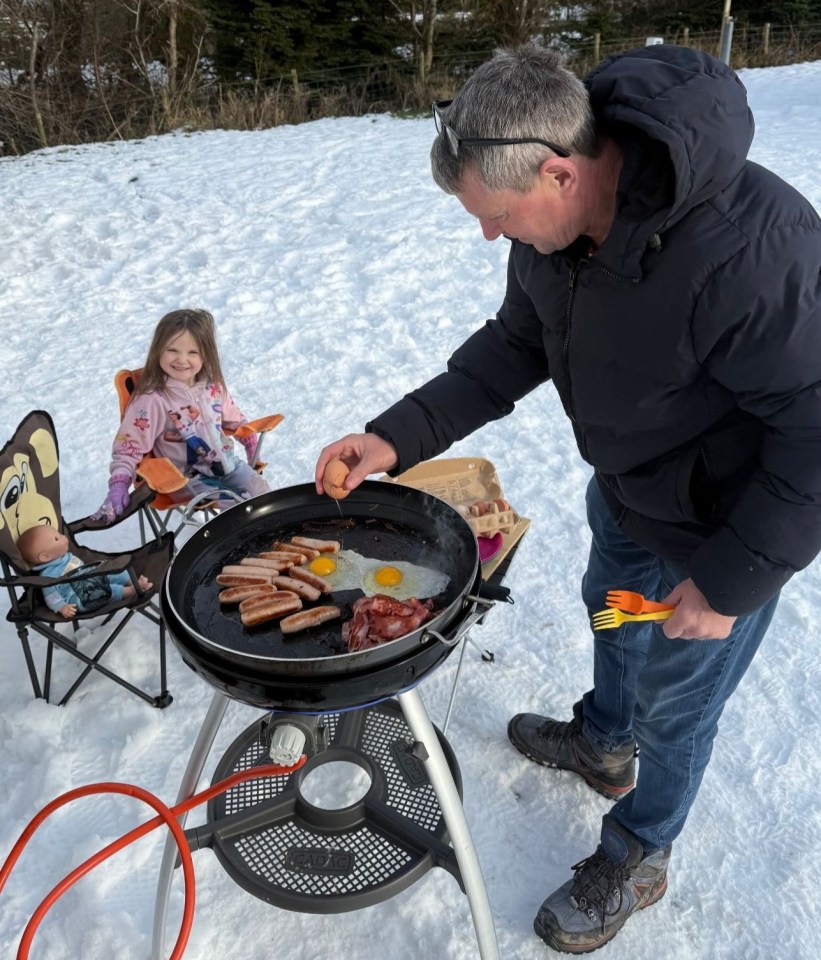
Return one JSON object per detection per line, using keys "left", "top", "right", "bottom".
{"left": 35, "top": 551, "right": 131, "bottom": 613}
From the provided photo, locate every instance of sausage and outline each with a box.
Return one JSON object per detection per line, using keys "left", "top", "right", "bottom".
{"left": 287, "top": 565, "right": 332, "bottom": 593}
{"left": 280, "top": 606, "right": 342, "bottom": 634}
{"left": 220, "top": 564, "right": 275, "bottom": 580}
{"left": 219, "top": 583, "right": 277, "bottom": 605}
{"left": 290, "top": 536, "right": 341, "bottom": 554}
{"left": 271, "top": 542, "right": 315, "bottom": 561}
{"left": 239, "top": 590, "right": 302, "bottom": 613}
{"left": 216, "top": 573, "right": 271, "bottom": 586}
{"left": 271, "top": 576, "right": 321, "bottom": 602}
{"left": 240, "top": 594, "right": 303, "bottom": 627}
{"left": 240, "top": 557, "right": 290, "bottom": 571}
{"left": 257, "top": 551, "right": 306, "bottom": 566}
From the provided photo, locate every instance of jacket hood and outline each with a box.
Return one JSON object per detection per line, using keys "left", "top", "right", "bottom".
{"left": 584, "top": 45, "right": 754, "bottom": 274}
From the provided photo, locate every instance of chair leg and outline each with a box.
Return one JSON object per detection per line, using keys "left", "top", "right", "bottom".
{"left": 43, "top": 640, "right": 54, "bottom": 702}
{"left": 147, "top": 507, "right": 168, "bottom": 540}
{"left": 30, "top": 610, "right": 172, "bottom": 708}
{"left": 134, "top": 601, "right": 173, "bottom": 707}
{"left": 57, "top": 613, "right": 133, "bottom": 705}
{"left": 15, "top": 626, "right": 43, "bottom": 700}
{"left": 156, "top": 618, "right": 172, "bottom": 708}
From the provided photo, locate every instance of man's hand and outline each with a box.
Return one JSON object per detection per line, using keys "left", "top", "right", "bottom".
{"left": 662, "top": 578, "right": 736, "bottom": 640}
{"left": 315, "top": 433, "right": 399, "bottom": 496}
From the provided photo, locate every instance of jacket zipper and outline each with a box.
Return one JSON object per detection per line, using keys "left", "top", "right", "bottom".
{"left": 562, "top": 261, "right": 591, "bottom": 460}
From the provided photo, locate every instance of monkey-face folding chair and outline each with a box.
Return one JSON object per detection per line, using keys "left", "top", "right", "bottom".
{"left": 0, "top": 411, "right": 174, "bottom": 708}
{"left": 114, "top": 368, "right": 283, "bottom": 544}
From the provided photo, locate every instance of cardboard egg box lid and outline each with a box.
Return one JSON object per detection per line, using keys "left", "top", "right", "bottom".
{"left": 381, "top": 457, "right": 530, "bottom": 578}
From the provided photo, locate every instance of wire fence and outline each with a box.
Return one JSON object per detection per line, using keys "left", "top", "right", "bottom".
{"left": 2, "top": 21, "right": 820, "bottom": 157}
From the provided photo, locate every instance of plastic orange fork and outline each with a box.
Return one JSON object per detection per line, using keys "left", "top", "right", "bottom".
{"left": 605, "top": 590, "right": 676, "bottom": 615}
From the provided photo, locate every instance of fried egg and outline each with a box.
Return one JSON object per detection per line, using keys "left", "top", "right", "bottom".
{"left": 307, "top": 551, "right": 364, "bottom": 592}
{"left": 308, "top": 550, "right": 448, "bottom": 601}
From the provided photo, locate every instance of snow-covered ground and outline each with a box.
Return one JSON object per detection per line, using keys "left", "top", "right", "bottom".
{"left": 1, "top": 58, "right": 820, "bottom": 960}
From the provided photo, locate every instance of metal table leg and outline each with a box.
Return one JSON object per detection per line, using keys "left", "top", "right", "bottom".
{"left": 441, "top": 633, "right": 470, "bottom": 737}
{"left": 398, "top": 686, "right": 500, "bottom": 960}
{"left": 151, "top": 690, "right": 231, "bottom": 960}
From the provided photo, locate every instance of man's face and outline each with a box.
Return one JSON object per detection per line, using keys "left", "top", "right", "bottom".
{"left": 455, "top": 168, "right": 581, "bottom": 255}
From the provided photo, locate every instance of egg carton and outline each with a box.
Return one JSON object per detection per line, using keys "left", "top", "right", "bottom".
{"left": 381, "top": 457, "right": 522, "bottom": 538}
{"left": 379, "top": 456, "right": 530, "bottom": 578}
{"left": 465, "top": 508, "right": 518, "bottom": 538}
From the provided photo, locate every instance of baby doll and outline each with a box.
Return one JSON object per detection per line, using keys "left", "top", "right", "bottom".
{"left": 17, "top": 524, "right": 152, "bottom": 618}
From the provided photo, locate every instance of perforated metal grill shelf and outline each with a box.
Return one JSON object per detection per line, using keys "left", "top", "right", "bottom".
{"left": 186, "top": 699, "right": 464, "bottom": 913}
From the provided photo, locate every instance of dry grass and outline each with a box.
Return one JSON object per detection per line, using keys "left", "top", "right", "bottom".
{"left": 2, "top": 28, "right": 820, "bottom": 157}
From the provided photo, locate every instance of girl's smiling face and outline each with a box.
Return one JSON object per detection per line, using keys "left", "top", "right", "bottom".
{"left": 160, "top": 330, "right": 203, "bottom": 386}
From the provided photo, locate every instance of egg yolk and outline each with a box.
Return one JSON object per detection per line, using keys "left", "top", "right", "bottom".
{"left": 374, "top": 565, "right": 403, "bottom": 587}
{"left": 309, "top": 556, "right": 337, "bottom": 576}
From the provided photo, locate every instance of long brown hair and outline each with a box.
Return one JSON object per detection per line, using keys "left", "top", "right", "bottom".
{"left": 136, "top": 308, "right": 226, "bottom": 395}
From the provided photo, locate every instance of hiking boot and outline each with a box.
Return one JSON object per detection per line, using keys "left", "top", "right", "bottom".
{"left": 507, "top": 701, "right": 636, "bottom": 800}
{"left": 534, "top": 815, "right": 671, "bottom": 954}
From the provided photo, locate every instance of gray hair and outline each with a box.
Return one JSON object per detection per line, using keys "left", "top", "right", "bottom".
{"left": 431, "top": 44, "right": 597, "bottom": 195}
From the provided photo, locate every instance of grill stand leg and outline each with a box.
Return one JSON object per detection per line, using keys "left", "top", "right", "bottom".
{"left": 398, "top": 686, "right": 500, "bottom": 960}
{"left": 151, "top": 690, "right": 230, "bottom": 960}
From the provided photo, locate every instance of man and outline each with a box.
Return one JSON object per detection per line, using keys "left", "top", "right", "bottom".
{"left": 315, "top": 44, "right": 821, "bottom": 953}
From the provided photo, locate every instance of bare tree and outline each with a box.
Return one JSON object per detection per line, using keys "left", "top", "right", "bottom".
{"left": 482, "top": 0, "right": 563, "bottom": 47}
{"left": 389, "top": 0, "right": 438, "bottom": 86}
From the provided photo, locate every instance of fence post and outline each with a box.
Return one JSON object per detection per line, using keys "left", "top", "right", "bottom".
{"left": 719, "top": 17, "right": 734, "bottom": 65}
{"left": 763, "top": 22, "right": 771, "bottom": 56}
{"left": 291, "top": 69, "right": 300, "bottom": 95}
{"left": 682, "top": 27, "right": 689, "bottom": 46}
{"left": 593, "top": 32, "right": 600, "bottom": 63}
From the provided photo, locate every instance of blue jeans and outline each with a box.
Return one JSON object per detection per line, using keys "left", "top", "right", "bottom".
{"left": 580, "top": 478, "right": 777, "bottom": 851}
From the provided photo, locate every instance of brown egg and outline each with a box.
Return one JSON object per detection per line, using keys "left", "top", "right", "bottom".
{"left": 323, "top": 458, "right": 350, "bottom": 500}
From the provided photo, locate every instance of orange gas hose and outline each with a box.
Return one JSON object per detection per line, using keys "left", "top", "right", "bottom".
{"left": 0, "top": 759, "right": 306, "bottom": 960}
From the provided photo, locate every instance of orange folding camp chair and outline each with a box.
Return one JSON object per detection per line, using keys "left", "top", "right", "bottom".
{"left": 114, "top": 368, "right": 283, "bottom": 543}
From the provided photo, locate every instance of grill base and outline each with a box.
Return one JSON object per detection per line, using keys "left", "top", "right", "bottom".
{"left": 194, "top": 699, "right": 463, "bottom": 913}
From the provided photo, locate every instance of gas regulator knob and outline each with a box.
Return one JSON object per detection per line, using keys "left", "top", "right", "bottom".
{"left": 268, "top": 723, "right": 307, "bottom": 767}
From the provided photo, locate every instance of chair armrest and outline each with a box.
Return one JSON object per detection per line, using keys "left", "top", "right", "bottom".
{"left": 1, "top": 554, "right": 133, "bottom": 588}
{"left": 228, "top": 414, "right": 284, "bottom": 438}
{"left": 69, "top": 483, "right": 156, "bottom": 535}
{"left": 136, "top": 457, "right": 189, "bottom": 493}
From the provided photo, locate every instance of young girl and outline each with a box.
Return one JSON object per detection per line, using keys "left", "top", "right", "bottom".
{"left": 94, "top": 308, "right": 270, "bottom": 522}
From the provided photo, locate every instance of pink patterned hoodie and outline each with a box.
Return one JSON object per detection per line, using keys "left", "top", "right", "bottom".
{"left": 109, "top": 377, "right": 251, "bottom": 481}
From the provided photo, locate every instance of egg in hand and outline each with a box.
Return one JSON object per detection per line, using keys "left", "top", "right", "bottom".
{"left": 308, "top": 550, "right": 448, "bottom": 601}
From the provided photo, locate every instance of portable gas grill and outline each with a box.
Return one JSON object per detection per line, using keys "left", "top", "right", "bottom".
{"left": 150, "top": 480, "right": 524, "bottom": 960}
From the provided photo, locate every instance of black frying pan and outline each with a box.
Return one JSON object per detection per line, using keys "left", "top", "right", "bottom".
{"left": 161, "top": 481, "right": 482, "bottom": 710}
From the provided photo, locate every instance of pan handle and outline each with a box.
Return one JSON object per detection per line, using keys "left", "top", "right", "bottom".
{"left": 424, "top": 594, "right": 495, "bottom": 648}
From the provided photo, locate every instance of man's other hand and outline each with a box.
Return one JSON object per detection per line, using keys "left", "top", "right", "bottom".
{"left": 662, "top": 578, "right": 736, "bottom": 640}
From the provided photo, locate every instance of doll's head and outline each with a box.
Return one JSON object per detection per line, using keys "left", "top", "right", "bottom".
{"left": 18, "top": 524, "right": 69, "bottom": 568}
{"left": 138, "top": 309, "right": 226, "bottom": 395}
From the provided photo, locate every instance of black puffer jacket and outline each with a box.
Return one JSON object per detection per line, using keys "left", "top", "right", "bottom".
{"left": 368, "top": 45, "right": 821, "bottom": 616}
